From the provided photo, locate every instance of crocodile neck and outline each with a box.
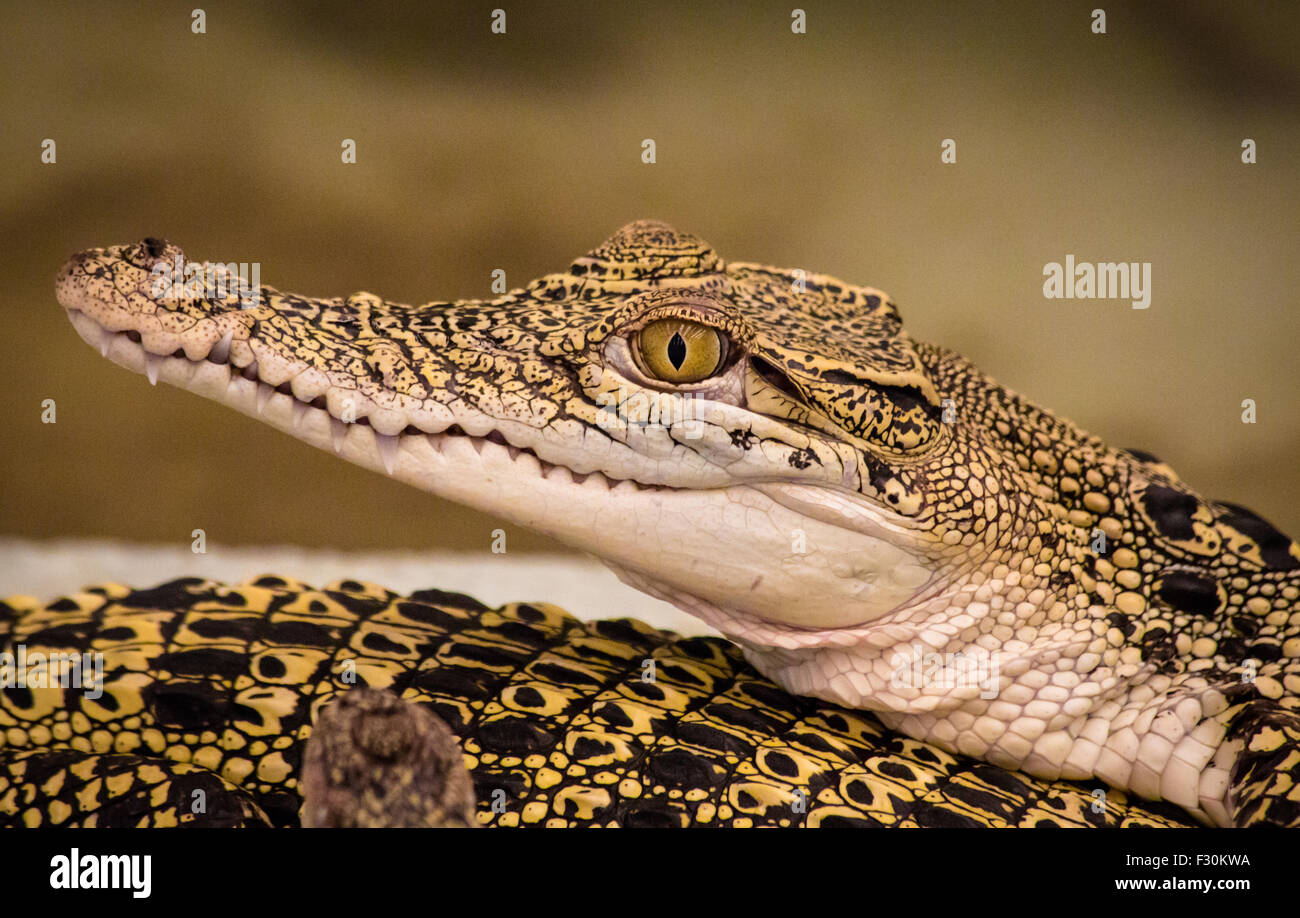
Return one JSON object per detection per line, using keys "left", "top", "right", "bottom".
{"left": 54, "top": 222, "right": 1300, "bottom": 826}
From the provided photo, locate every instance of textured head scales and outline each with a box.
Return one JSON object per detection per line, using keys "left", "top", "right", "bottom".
{"left": 570, "top": 219, "right": 723, "bottom": 283}
{"left": 566, "top": 220, "right": 945, "bottom": 454}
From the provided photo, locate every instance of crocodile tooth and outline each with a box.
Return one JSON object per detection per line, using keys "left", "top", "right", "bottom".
{"left": 144, "top": 352, "right": 161, "bottom": 386}
{"left": 255, "top": 383, "right": 273, "bottom": 415}
{"left": 209, "top": 330, "right": 233, "bottom": 364}
{"left": 544, "top": 464, "right": 572, "bottom": 484}
{"left": 375, "top": 432, "right": 399, "bottom": 475}
{"left": 99, "top": 333, "right": 111, "bottom": 357}
{"left": 292, "top": 399, "right": 309, "bottom": 430}
{"left": 512, "top": 449, "right": 540, "bottom": 476}
{"left": 329, "top": 416, "right": 348, "bottom": 454}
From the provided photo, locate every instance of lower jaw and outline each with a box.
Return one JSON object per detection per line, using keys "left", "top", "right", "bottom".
{"left": 611, "top": 563, "right": 907, "bottom": 643}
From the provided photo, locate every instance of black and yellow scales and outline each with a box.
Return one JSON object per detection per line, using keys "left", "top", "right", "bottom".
{"left": 10, "top": 221, "right": 1297, "bottom": 827}
{"left": 1, "top": 575, "right": 1193, "bottom": 828}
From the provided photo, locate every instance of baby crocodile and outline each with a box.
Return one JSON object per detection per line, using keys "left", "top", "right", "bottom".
{"left": 46, "top": 221, "right": 1300, "bottom": 826}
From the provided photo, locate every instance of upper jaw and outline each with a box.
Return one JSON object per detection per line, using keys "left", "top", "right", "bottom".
{"left": 55, "top": 242, "right": 690, "bottom": 487}
{"left": 54, "top": 241, "right": 859, "bottom": 490}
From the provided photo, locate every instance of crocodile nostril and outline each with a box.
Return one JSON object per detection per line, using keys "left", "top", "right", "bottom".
{"left": 142, "top": 237, "right": 167, "bottom": 258}
{"left": 57, "top": 252, "right": 87, "bottom": 279}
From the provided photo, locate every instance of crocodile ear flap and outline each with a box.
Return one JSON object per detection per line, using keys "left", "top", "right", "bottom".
{"left": 796, "top": 365, "right": 943, "bottom": 452}
{"left": 750, "top": 336, "right": 944, "bottom": 452}
{"left": 725, "top": 264, "right": 944, "bottom": 452}
{"left": 571, "top": 221, "right": 722, "bottom": 282}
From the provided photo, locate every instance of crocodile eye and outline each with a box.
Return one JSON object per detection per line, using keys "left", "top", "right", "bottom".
{"left": 635, "top": 318, "right": 727, "bottom": 384}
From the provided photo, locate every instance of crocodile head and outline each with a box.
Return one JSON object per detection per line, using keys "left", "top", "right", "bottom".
{"left": 56, "top": 222, "right": 974, "bottom": 654}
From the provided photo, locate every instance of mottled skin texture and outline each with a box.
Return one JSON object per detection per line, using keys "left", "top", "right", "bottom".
{"left": 0, "top": 577, "right": 1192, "bottom": 827}
{"left": 300, "top": 686, "right": 476, "bottom": 828}
{"left": 30, "top": 221, "right": 1300, "bottom": 826}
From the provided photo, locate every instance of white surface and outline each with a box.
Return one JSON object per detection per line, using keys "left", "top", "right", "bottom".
{"left": 0, "top": 537, "right": 717, "bottom": 636}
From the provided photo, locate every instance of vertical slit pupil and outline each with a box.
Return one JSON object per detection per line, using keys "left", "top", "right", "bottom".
{"left": 667, "top": 332, "right": 687, "bottom": 369}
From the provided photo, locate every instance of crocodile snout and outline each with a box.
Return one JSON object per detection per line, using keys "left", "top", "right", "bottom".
{"left": 55, "top": 250, "right": 85, "bottom": 291}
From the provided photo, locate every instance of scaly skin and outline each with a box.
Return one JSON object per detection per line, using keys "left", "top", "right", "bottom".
{"left": 46, "top": 222, "right": 1300, "bottom": 826}
{"left": 0, "top": 576, "right": 1193, "bottom": 827}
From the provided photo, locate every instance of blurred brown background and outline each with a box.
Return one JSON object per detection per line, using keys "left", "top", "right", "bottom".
{"left": 2, "top": 0, "right": 1297, "bottom": 556}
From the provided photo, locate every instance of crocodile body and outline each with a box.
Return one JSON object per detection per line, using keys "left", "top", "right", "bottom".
{"left": 28, "top": 221, "right": 1300, "bottom": 826}
{"left": 0, "top": 576, "right": 1192, "bottom": 827}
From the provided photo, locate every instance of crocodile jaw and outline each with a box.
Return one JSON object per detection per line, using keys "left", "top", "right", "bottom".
{"left": 65, "top": 308, "right": 936, "bottom": 631}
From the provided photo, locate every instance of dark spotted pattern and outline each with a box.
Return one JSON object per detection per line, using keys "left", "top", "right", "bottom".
{"left": 1, "top": 578, "right": 1194, "bottom": 828}
{"left": 1155, "top": 571, "right": 1223, "bottom": 618}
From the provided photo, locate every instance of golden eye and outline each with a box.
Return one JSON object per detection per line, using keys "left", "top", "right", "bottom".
{"left": 635, "top": 318, "right": 727, "bottom": 383}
